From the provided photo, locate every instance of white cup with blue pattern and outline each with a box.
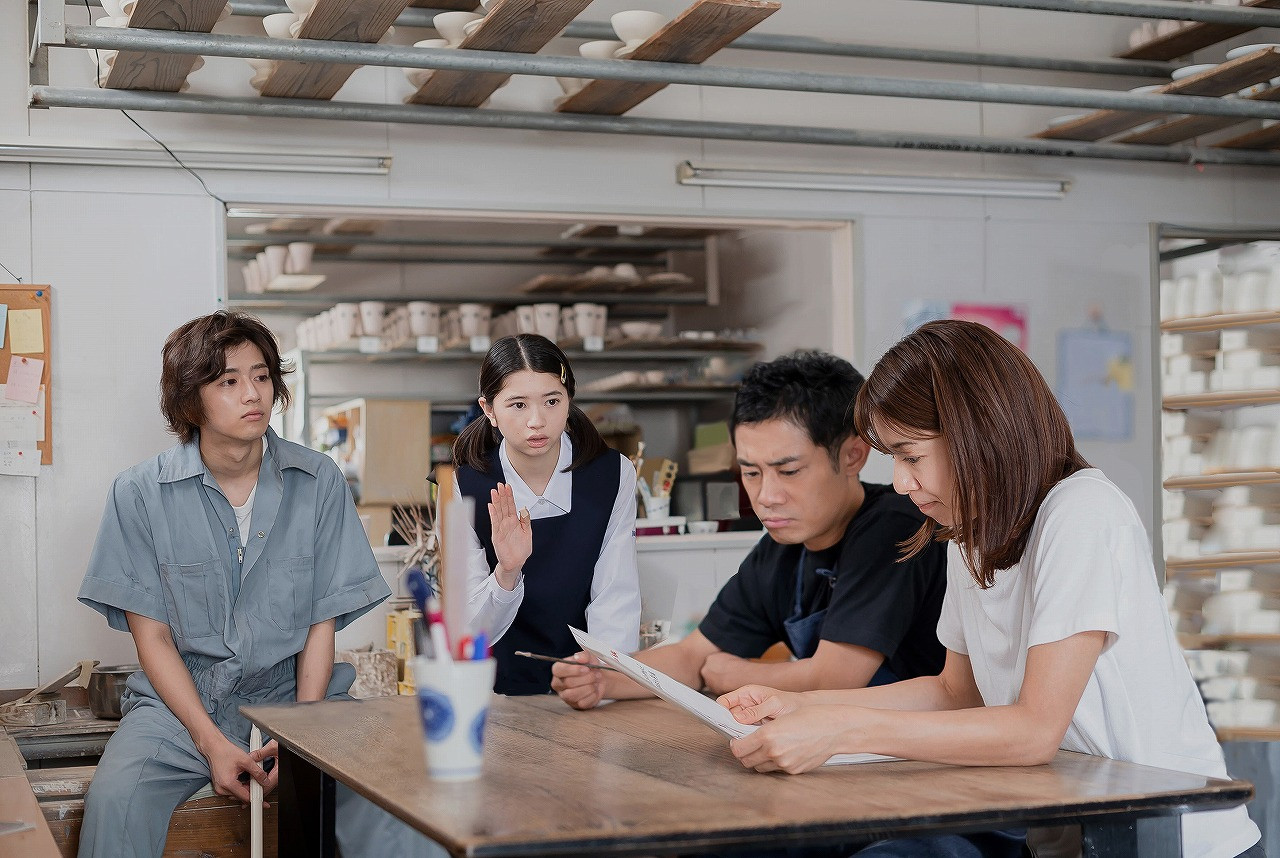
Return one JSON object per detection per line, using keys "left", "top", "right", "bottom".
{"left": 412, "top": 656, "right": 496, "bottom": 781}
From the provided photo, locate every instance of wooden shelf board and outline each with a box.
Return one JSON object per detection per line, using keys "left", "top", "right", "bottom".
{"left": 1162, "top": 390, "right": 1280, "bottom": 410}
{"left": 407, "top": 0, "right": 594, "bottom": 108}
{"left": 1116, "top": 85, "right": 1280, "bottom": 145}
{"left": 1216, "top": 726, "right": 1280, "bottom": 742}
{"left": 1167, "top": 551, "right": 1280, "bottom": 570}
{"left": 1164, "top": 471, "right": 1280, "bottom": 491}
{"left": 1116, "top": 0, "right": 1280, "bottom": 62}
{"left": 1161, "top": 311, "right": 1280, "bottom": 333}
{"left": 408, "top": 0, "right": 477, "bottom": 7}
{"left": 1180, "top": 632, "right": 1280, "bottom": 648}
{"left": 259, "top": 0, "right": 410, "bottom": 100}
{"left": 1033, "top": 48, "right": 1280, "bottom": 142}
{"left": 556, "top": 0, "right": 780, "bottom": 116}
{"left": 1215, "top": 122, "right": 1280, "bottom": 150}
{"left": 102, "top": 0, "right": 227, "bottom": 92}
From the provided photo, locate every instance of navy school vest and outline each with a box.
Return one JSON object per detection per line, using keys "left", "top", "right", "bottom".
{"left": 455, "top": 444, "right": 621, "bottom": 695}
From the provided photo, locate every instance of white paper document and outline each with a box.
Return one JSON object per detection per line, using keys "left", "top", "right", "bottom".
{"left": 0, "top": 385, "right": 43, "bottom": 443}
{"left": 0, "top": 440, "right": 40, "bottom": 476}
{"left": 569, "top": 627, "right": 898, "bottom": 766}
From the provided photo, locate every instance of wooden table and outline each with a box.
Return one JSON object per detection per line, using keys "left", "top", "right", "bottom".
{"left": 243, "top": 695, "right": 1254, "bottom": 858}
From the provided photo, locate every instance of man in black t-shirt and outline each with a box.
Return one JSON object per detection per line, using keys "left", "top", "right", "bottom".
{"left": 552, "top": 352, "right": 947, "bottom": 707}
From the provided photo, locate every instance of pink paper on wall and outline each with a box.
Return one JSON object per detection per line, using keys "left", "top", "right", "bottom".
{"left": 4, "top": 355, "right": 43, "bottom": 404}
{"left": 949, "top": 304, "right": 1029, "bottom": 351}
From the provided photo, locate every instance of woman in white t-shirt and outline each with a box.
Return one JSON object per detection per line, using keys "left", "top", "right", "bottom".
{"left": 718, "top": 320, "right": 1262, "bottom": 858}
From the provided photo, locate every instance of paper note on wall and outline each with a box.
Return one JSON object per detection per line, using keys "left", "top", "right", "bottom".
{"left": 0, "top": 440, "right": 40, "bottom": 476}
{"left": 4, "top": 356, "right": 43, "bottom": 404}
{"left": 8, "top": 309, "right": 43, "bottom": 354}
{"left": 0, "top": 385, "right": 43, "bottom": 443}
{"left": 0, "top": 304, "right": 7, "bottom": 350}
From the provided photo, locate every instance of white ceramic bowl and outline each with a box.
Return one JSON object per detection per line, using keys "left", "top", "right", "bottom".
{"left": 1226, "top": 43, "right": 1280, "bottom": 61}
{"left": 463, "top": 18, "right": 485, "bottom": 37}
{"left": 579, "top": 40, "right": 625, "bottom": 60}
{"left": 611, "top": 10, "right": 668, "bottom": 47}
{"left": 1171, "top": 63, "right": 1218, "bottom": 81}
{"left": 414, "top": 38, "right": 451, "bottom": 49}
{"left": 687, "top": 521, "right": 719, "bottom": 535}
{"left": 404, "top": 67, "right": 430, "bottom": 88}
{"left": 262, "top": 12, "right": 299, "bottom": 38}
{"left": 433, "top": 11, "right": 484, "bottom": 46}
{"left": 284, "top": 0, "right": 316, "bottom": 15}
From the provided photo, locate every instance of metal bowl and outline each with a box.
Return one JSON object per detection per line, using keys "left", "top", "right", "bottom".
{"left": 87, "top": 664, "right": 138, "bottom": 720}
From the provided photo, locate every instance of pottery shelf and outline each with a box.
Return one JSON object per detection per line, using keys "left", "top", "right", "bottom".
{"left": 1116, "top": 0, "right": 1280, "bottom": 62}
{"left": 407, "top": 0, "right": 593, "bottom": 107}
{"left": 300, "top": 346, "right": 757, "bottom": 363}
{"left": 101, "top": 0, "right": 227, "bottom": 92}
{"left": 1032, "top": 47, "right": 1280, "bottom": 143}
{"left": 1161, "top": 311, "right": 1280, "bottom": 334}
{"left": 256, "top": 0, "right": 409, "bottom": 100}
{"left": 1165, "top": 472, "right": 1280, "bottom": 491}
{"left": 1116, "top": 85, "right": 1280, "bottom": 146}
{"left": 230, "top": 292, "right": 708, "bottom": 309}
{"left": 520, "top": 271, "right": 698, "bottom": 294}
{"left": 1162, "top": 391, "right": 1280, "bottom": 411}
{"left": 1167, "top": 551, "right": 1280, "bottom": 571}
{"left": 1215, "top": 122, "right": 1280, "bottom": 150}
{"left": 1214, "top": 726, "right": 1280, "bottom": 742}
{"left": 540, "top": 225, "right": 723, "bottom": 260}
{"left": 555, "top": 0, "right": 780, "bottom": 116}
{"left": 1179, "top": 632, "right": 1280, "bottom": 649}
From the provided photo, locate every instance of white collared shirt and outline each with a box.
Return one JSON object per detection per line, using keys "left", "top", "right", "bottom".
{"left": 454, "top": 433, "right": 641, "bottom": 652}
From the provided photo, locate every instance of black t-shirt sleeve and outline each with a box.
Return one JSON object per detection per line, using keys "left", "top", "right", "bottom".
{"left": 819, "top": 507, "right": 934, "bottom": 657}
{"left": 698, "top": 538, "right": 788, "bottom": 659}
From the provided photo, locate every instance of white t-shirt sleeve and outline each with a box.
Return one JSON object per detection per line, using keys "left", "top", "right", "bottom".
{"left": 936, "top": 540, "right": 969, "bottom": 655}
{"left": 584, "top": 456, "right": 642, "bottom": 652}
{"left": 1024, "top": 478, "right": 1124, "bottom": 654}
{"left": 455, "top": 476, "right": 525, "bottom": 642}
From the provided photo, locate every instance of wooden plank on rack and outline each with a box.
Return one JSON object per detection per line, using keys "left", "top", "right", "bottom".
{"left": 102, "top": 0, "right": 227, "bottom": 91}
{"left": 556, "top": 0, "right": 780, "bottom": 116}
{"left": 1034, "top": 48, "right": 1280, "bottom": 141}
{"left": 408, "top": 0, "right": 477, "bottom": 7}
{"left": 1116, "top": 79, "right": 1280, "bottom": 144}
{"left": 1116, "top": 0, "right": 1280, "bottom": 61}
{"left": 259, "top": 0, "right": 410, "bottom": 100}
{"left": 1164, "top": 472, "right": 1280, "bottom": 491}
{"left": 1215, "top": 121, "right": 1280, "bottom": 149}
{"left": 407, "top": 0, "right": 594, "bottom": 107}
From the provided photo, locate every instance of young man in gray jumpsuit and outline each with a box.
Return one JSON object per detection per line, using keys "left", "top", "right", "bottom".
{"left": 76, "top": 311, "right": 398, "bottom": 857}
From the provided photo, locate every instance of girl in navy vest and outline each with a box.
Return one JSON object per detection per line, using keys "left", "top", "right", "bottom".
{"left": 452, "top": 334, "right": 641, "bottom": 695}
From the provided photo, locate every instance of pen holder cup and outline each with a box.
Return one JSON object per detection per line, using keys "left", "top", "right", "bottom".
{"left": 644, "top": 496, "right": 671, "bottom": 518}
{"left": 412, "top": 656, "right": 497, "bottom": 781}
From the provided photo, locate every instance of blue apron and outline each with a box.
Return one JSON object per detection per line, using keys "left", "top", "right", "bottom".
{"left": 782, "top": 550, "right": 898, "bottom": 686}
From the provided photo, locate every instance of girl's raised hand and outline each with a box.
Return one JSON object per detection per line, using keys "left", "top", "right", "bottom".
{"left": 489, "top": 483, "right": 532, "bottom": 585}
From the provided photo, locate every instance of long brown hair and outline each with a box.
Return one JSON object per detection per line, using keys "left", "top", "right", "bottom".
{"left": 852, "top": 320, "right": 1089, "bottom": 588}
{"left": 160, "top": 311, "right": 292, "bottom": 444}
{"left": 452, "top": 334, "right": 608, "bottom": 476}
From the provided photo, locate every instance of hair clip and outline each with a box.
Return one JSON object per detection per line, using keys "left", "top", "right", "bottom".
{"left": 560, "top": 363, "right": 567, "bottom": 384}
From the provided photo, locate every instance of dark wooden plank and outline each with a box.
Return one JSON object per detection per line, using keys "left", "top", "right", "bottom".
{"left": 1117, "top": 78, "right": 1280, "bottom": 144}
{"left": 1116, "top": 0, "right": 1280, "bottom": 62}
{"left": 101, "top": 0, "right": 227, "bottom": 92}
{"left": 556, "top": 0, "right": 780, "bottom": 116}
{"left": 1034, "top": 48, "right": 1280, "bottom": 141}
{"left": 243, "top": 695, "right": 1253, "bottom": 858}
{"left": 258, "top": 0, "right": 411, "bottom": 100}
{"left": 406, "top": 0, "right": 595, "bottom": 107}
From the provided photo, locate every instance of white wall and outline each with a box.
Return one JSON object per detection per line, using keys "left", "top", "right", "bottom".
{"left": 4, "top": 0, "right": 1279, "bottom": 682}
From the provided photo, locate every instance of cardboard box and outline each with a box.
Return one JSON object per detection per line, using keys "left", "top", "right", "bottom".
{"left": 687, "top": 442, "right": 736, "bottom": 475}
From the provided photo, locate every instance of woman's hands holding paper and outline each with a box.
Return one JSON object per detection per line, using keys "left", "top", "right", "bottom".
{"left": 489, "top": 483, "right": 532, "bottom": 589}
{"left": 717, "top": 684, "right": 805, "bottom": 725}
{"left": 726, "top": 703, "right": 856, "bottom": 775}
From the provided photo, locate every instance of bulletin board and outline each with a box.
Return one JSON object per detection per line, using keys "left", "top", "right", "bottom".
{"left": 0, "top": 285, "right": 53, "bottom": 465}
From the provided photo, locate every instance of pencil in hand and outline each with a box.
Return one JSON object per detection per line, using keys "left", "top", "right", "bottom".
{"left": 514, "top": 651, "right": 619, "bottom": 672}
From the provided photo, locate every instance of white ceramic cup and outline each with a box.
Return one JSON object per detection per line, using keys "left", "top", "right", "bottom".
{"left": 458, "top": 303, "right": 491, "bottom": 338}
{"left": 591, "top": 304, "right": 607, "bottom": 337}
{"left": 1239, "top": 270, "right": 1270, "bottom": 313}
{"left": 262, "top": 12, "right": 299, "bottom": 38}
{"left": 572, "top": 302, "right": 595, "bottom": 339}
{"left": 533, "top": 303, "right": 560, "bottom": 340}
{"left": 285, "top": 242, "right": 314, "bottom": 275}
{"left": 443, "top": 308, "right": 462, "bottom": 342}
{"left": 559, "top": 307, "right": 577, "bottom": 339}
{"left": 611, "top": 10, "right": 668, "bottom": 47}
{"left": 579, "top": 40, "right": 625, "bottom": 60}
{"left": 358, "top": 301, "right": 386, "bottom": 338}
{"left": 1192, "top": 268, "right": 1223, "bottom": 317}
{"left": 408, "top": 302, "right": 441, "bottom": 336}
{"left": 242, "top": 263, "right": 262, "bottom": 294}
{"left": 433, "top": 11, "right": 485, "bottom": 46}
{"left": 515, "top": 305, "right": 537, "bottom": 334}
{"left": 263, "top": 245, "right": 289, "bottom": 282}
{"left": 331, "top": 304, "right": 360, "bottom": 341}
{"left": 412, "top": 656, "right": 496, "bottom": 781}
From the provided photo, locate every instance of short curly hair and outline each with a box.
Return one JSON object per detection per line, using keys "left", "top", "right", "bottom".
{"left": 729, "top": 351, "right": 865, "bottom": 463}
{"left": 160, "top": 311, "right": 292, "bottom": 444}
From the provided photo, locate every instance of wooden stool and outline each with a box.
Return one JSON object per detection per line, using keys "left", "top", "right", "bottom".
{"left": 26, "top": 766, "right": 278, "bottom": 858}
